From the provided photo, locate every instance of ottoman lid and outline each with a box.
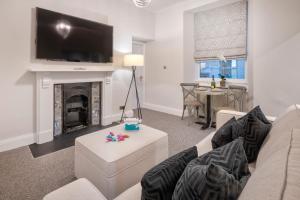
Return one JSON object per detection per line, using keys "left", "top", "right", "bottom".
{"left": 75, "top": 124, "right": 168, "bottom": 177}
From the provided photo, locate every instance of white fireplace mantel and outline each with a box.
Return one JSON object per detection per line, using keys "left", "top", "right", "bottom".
{"left": 31, "top": 69, "right": 115, "bottom": 144}
{"left": 29, "top": 64, "right": 116, "bottom": 72}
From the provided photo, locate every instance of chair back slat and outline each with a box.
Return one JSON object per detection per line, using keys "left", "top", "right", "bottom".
{"left": 180, "top": 83, "right": 198, "bottom": 103}
{"left": 227, "top": 85, "right": 247, "bottom": 111}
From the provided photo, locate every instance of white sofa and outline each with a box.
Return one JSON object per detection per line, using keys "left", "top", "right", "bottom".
{"left": 44, "top": 105, "right": 300, "bottom": 200}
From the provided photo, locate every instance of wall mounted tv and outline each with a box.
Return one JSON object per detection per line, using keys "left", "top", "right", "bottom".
{"left": 36, "top": 8, "right": 113, "bottom": 63}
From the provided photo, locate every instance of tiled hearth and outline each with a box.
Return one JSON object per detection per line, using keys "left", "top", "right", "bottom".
{"left": 29, "top": 122, "right": 117, "bottom": 158}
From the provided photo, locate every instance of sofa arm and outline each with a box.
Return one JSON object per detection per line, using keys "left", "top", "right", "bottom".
{"left": 195, "top": 131, "right": 215, "bottom": 156}
{"left": 114, "top": 183, "right": 141, "bottom": 200}
{"left": 43, "top": 178, "right": 107, "bottom": 200}
{"left": 216, "top": 110, "right": 276, "bottom": 129}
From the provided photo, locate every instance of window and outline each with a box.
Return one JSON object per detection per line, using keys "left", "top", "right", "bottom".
{"left": 198, "top": 58, "right": 246, "bottom": 80}
{"left": 193, "top": 0, "right": 248, "bottom": 82}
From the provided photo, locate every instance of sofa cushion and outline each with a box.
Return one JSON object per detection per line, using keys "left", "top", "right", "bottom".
{"left": 256, "top": 104, "right": 300, "bottom": 167}
{"left": 237, "top": 106, "right": 271, "bottom": 125}
{"left": 239, "top": 128, "right": 300, "bottom": 200}
{"left": 173, "top": 138, "right": 250, "bottom": 200}
{"left": 189, "top": 138, "right": 250, "bottom": 181}
{"left": 213, "top": 106, "right": 271, "bottom": 163}
{"left": 172, "top": 163, "right": 245, "bottom": 200}
{"left": 211, "top": 117, "right": 237, "bottom": 149}
{"left": 235, "top": 113, "right": 272, "bottom": 163}
{"left": 141, "top": 146, "right": 198, "bottom": 200}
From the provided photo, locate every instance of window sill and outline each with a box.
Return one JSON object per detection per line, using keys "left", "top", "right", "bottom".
{"left": 195, "top": 78, "right": 248, "bottom": 88}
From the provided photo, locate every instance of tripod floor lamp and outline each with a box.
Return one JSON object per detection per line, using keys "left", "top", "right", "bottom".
{"left": 120, "top": 54, "right": 144, "bottom": 122}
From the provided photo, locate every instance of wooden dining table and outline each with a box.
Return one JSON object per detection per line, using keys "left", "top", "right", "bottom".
{"left": 194, "top": 87, "right": 227, "bottom": 130}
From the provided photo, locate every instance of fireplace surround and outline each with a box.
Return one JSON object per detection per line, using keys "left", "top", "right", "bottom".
{"left": 33, "top": 69, "right": 115, "bottom": 144}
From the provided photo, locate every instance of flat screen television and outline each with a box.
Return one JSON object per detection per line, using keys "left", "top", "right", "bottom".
{"left": 36, "top": 8, "right": 113, "bottom": 63}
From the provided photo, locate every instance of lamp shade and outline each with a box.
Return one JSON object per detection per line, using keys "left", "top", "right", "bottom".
{"left": 124, "top": 54, "right": 144, "bottom": 67}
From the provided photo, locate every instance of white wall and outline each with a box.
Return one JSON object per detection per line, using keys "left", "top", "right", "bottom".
{"left": 145, "top": 0, "right": 300, "bottom": 117}
{"left": 0, "top": 0, "right": 154, "bottom": 150}
{"left": 144, "top": 0, "right": 239, "bottom": 115}
{"left": 251, "top": 0, "right": 300, "bottom": 116}
{"left": 144, "top": 5, "right": 184, "bottom": 115}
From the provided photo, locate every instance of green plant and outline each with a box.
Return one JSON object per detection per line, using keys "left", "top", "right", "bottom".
{"left": 219, "top": 74, "right": 226, "bottom": 80}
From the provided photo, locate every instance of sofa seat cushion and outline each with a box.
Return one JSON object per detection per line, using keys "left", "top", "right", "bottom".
{"left": 141, "top": 146, "right": 198, "bottom": 200}
{"left": 43, "top": 178, "right": 107, "bottom": 200}
{"left": 239, "top": 128, "right": 300, "bottom": 200}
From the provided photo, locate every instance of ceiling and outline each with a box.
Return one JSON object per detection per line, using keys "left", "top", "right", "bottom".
{"left": 122, "top": 0, "right": 189, "bottom": 12}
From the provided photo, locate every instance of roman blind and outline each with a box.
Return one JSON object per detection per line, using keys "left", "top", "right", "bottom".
{"left": 194, "top": 0, "right": 247, "bottom": 61}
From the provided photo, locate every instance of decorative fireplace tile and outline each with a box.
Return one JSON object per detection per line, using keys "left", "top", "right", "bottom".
{"left": 54, "top": 84, "right": 63, "bottom": 136}
{"left": 91, "top": 82, "right": 101, "bottom": 125}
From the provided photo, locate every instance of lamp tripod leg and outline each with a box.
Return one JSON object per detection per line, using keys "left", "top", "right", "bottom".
{"left": 120, "top": 70, "right": 134, "bottom": 123}
{"left": 133, "top": 69, "right": 142, "bottom": 120}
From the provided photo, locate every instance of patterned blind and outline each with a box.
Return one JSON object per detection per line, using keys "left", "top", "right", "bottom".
{"left": 194, "top": 0, "right": 247, "bottom": 61}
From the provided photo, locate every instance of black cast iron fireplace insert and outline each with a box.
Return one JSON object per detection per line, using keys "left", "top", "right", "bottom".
{"left": 63, "top": 83, "right": 91, "bottom": 133}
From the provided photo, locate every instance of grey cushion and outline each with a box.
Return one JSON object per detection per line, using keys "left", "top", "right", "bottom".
{"left": 173, "top": 138, "right": 250, "bottom": 200}
{"left": 195, "top": 137, "right": 250, "bottom": 180}
{"left": 141, "top": 146, "right": 198, "bottom": 200}
{"left": 234, "top": 114, "right": 272, "bottom": 162}
{"left": 238, "top": 106, "right": 271, "bottom": 125}
{"left": 172, "top": 164, "right": 245, "bottom": 200}
{"left": 211, "top": 117, "right": 239, "bottom": 149}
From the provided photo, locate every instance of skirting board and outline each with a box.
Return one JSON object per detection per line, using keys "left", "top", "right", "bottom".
{"left": 0, "top": 110, "right": 134, "bottom": 153}
{"left": 0, "top": 133, "right": 35, "bottom": 153}
{"left": 143, "top": 102, "right": 185, "bottom": 117}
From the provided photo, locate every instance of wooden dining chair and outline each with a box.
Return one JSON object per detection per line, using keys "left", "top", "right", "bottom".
{"left": 180, "top": 83, "right": 205, "bottom": 121}
{"left": 214, "top": 85, "right": 247, "bottom": 113}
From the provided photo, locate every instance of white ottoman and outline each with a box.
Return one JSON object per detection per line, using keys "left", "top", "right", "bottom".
{"left": 43, "top": 178, "right": 107, "bottom": 200}
{"left": 75, "top": 124, "right": 168, "bottom": 200}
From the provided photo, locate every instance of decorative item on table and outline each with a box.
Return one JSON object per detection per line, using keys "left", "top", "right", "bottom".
{"left": 106, "top": 132, "right": 129, "bottom": 142}
{"left": 219, "top": 74, "right": 226, "bottom": 88}
{"left": 124, "top": 118, "right": 141, "bottom": 131}
{"left": 218, "top": 54, "right": 227, "bottom": 88}
{"left": 211, "top": 75, "right": 216, "bottom": 89}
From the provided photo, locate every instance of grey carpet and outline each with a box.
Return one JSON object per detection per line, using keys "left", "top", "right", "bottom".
{"left": 140, "top": 109, "right": 212, "bottom": 156}
{"left": 0, "top": 108, "right": 213, "bottom": 200}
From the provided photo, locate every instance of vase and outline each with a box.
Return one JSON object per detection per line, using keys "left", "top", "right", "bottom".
{"left": 220, "top": 80, "right": 226, "bottom": 87}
